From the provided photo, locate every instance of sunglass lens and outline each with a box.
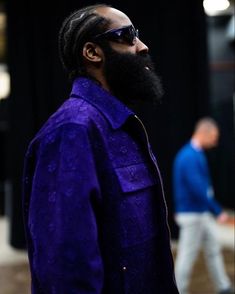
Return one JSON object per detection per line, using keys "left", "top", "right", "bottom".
{"left": 96, "top": 25, "right": 138, "bottom": 45}
{"left": 122, "top": 26, "right": 137, "bottom": 45}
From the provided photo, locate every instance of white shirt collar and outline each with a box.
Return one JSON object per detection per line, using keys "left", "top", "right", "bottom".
{"left": 190, "top": 139, "right": 202, "bottom": 151}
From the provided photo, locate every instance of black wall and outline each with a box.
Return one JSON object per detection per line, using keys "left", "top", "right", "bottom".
{"left": 6, "top": 0, "right": 214, "bottom": 247}
{"left": 207, "top": 15, "right": 235, "bottom": 209}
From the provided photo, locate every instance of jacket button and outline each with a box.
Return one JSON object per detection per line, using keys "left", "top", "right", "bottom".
{"left": 122, "top": 266, "right": 127, "bottom": 271}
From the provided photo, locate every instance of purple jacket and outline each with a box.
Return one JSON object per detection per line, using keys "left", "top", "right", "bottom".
{"left": 23, "top": 77, "right": 179, "bottom": 294}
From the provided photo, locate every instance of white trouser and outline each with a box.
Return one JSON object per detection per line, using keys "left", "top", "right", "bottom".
{"left": 175, "top": 213, "right": 231, "bottom": 294}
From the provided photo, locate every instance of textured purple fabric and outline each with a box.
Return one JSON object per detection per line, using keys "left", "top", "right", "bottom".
{"left": 22, "top": 77, "right": 179, "bottom": 294}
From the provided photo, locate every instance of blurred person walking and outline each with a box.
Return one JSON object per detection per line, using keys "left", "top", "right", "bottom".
{"left": 173, "top": 117, "right": 234, "bottom": 294}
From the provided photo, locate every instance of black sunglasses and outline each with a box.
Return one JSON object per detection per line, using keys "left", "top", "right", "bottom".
{"left": 94, "top": 25, "right": 139, "bottom": 46}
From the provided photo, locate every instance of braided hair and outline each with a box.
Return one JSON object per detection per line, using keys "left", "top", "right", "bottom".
{"left": 58, "top": 4, "right": 111, "bottom": 81}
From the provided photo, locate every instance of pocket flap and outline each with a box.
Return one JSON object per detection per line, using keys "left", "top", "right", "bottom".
{"left": 115, "top": 163, "right": 157, "bottom": 193}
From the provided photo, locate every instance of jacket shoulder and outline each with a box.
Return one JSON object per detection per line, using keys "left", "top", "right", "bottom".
{"left": 35, "top": 98, "right": 106, "bottom": 139}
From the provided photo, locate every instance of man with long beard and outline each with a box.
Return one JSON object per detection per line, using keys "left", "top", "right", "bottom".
{"left": 22, "top": 4, "right": 179, "bottom": 294}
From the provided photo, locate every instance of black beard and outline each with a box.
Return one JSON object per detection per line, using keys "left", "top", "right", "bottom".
{"left": 102, "top": 45, "right": 164, "bottom": 107}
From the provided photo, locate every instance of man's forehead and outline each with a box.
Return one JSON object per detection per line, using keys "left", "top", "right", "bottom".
{"left": 95, "top": 6, "right": 132, "bottom": 29}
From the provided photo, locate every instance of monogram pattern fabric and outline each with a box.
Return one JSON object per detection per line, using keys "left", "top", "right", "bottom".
{"left": 23, "top": 78, "right": 179, "bottom": 294}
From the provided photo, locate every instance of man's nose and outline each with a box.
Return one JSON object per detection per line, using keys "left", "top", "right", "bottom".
{"left": 136, "top": 38, "right": 149, "bottom": 54}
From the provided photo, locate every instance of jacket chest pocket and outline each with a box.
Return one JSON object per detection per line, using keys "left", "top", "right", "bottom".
{"left": 115, "top": 162, "right": 159, "bottom": 248}
{"left": 115, "top": 162, "right": 157, "bottom": 193}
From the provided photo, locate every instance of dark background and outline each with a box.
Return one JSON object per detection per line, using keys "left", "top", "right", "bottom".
{"left": 0, "top": 0, "right": 234, "bottom": 248}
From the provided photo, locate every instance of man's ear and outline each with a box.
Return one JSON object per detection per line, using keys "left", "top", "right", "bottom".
{"left": 82, "top": 42, "right": 103, "bottom": 63}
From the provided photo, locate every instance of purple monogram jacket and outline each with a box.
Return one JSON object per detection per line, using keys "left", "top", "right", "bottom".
{"left": 23, "top": 77, "right": 179, "bottom": 294}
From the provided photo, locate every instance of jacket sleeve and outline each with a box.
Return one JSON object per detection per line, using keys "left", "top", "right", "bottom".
{"left": 26, "top": 123, "right": 103, "bottom": 293}
{"left": 181, "top": 153, "right": 222, "bottom": 216}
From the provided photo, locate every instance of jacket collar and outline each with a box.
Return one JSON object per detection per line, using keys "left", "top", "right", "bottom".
{"left": 71, "top": 77, "right": 134, "bottom": 129}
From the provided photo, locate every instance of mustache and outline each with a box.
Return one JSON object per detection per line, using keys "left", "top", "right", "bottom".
{"left": 126, "top": 52, "right": 156, "bottom": 70}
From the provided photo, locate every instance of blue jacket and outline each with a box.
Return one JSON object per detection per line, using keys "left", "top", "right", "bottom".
{"left": 23, "top": 77, "right": 179, "bottom": 294}
{"left": 173, "top": 142, "right": 222, "bottom": 216}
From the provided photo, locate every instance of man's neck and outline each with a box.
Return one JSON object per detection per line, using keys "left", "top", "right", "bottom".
{"left": 191, "top": 137, "right": 202, "bottom": 150}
